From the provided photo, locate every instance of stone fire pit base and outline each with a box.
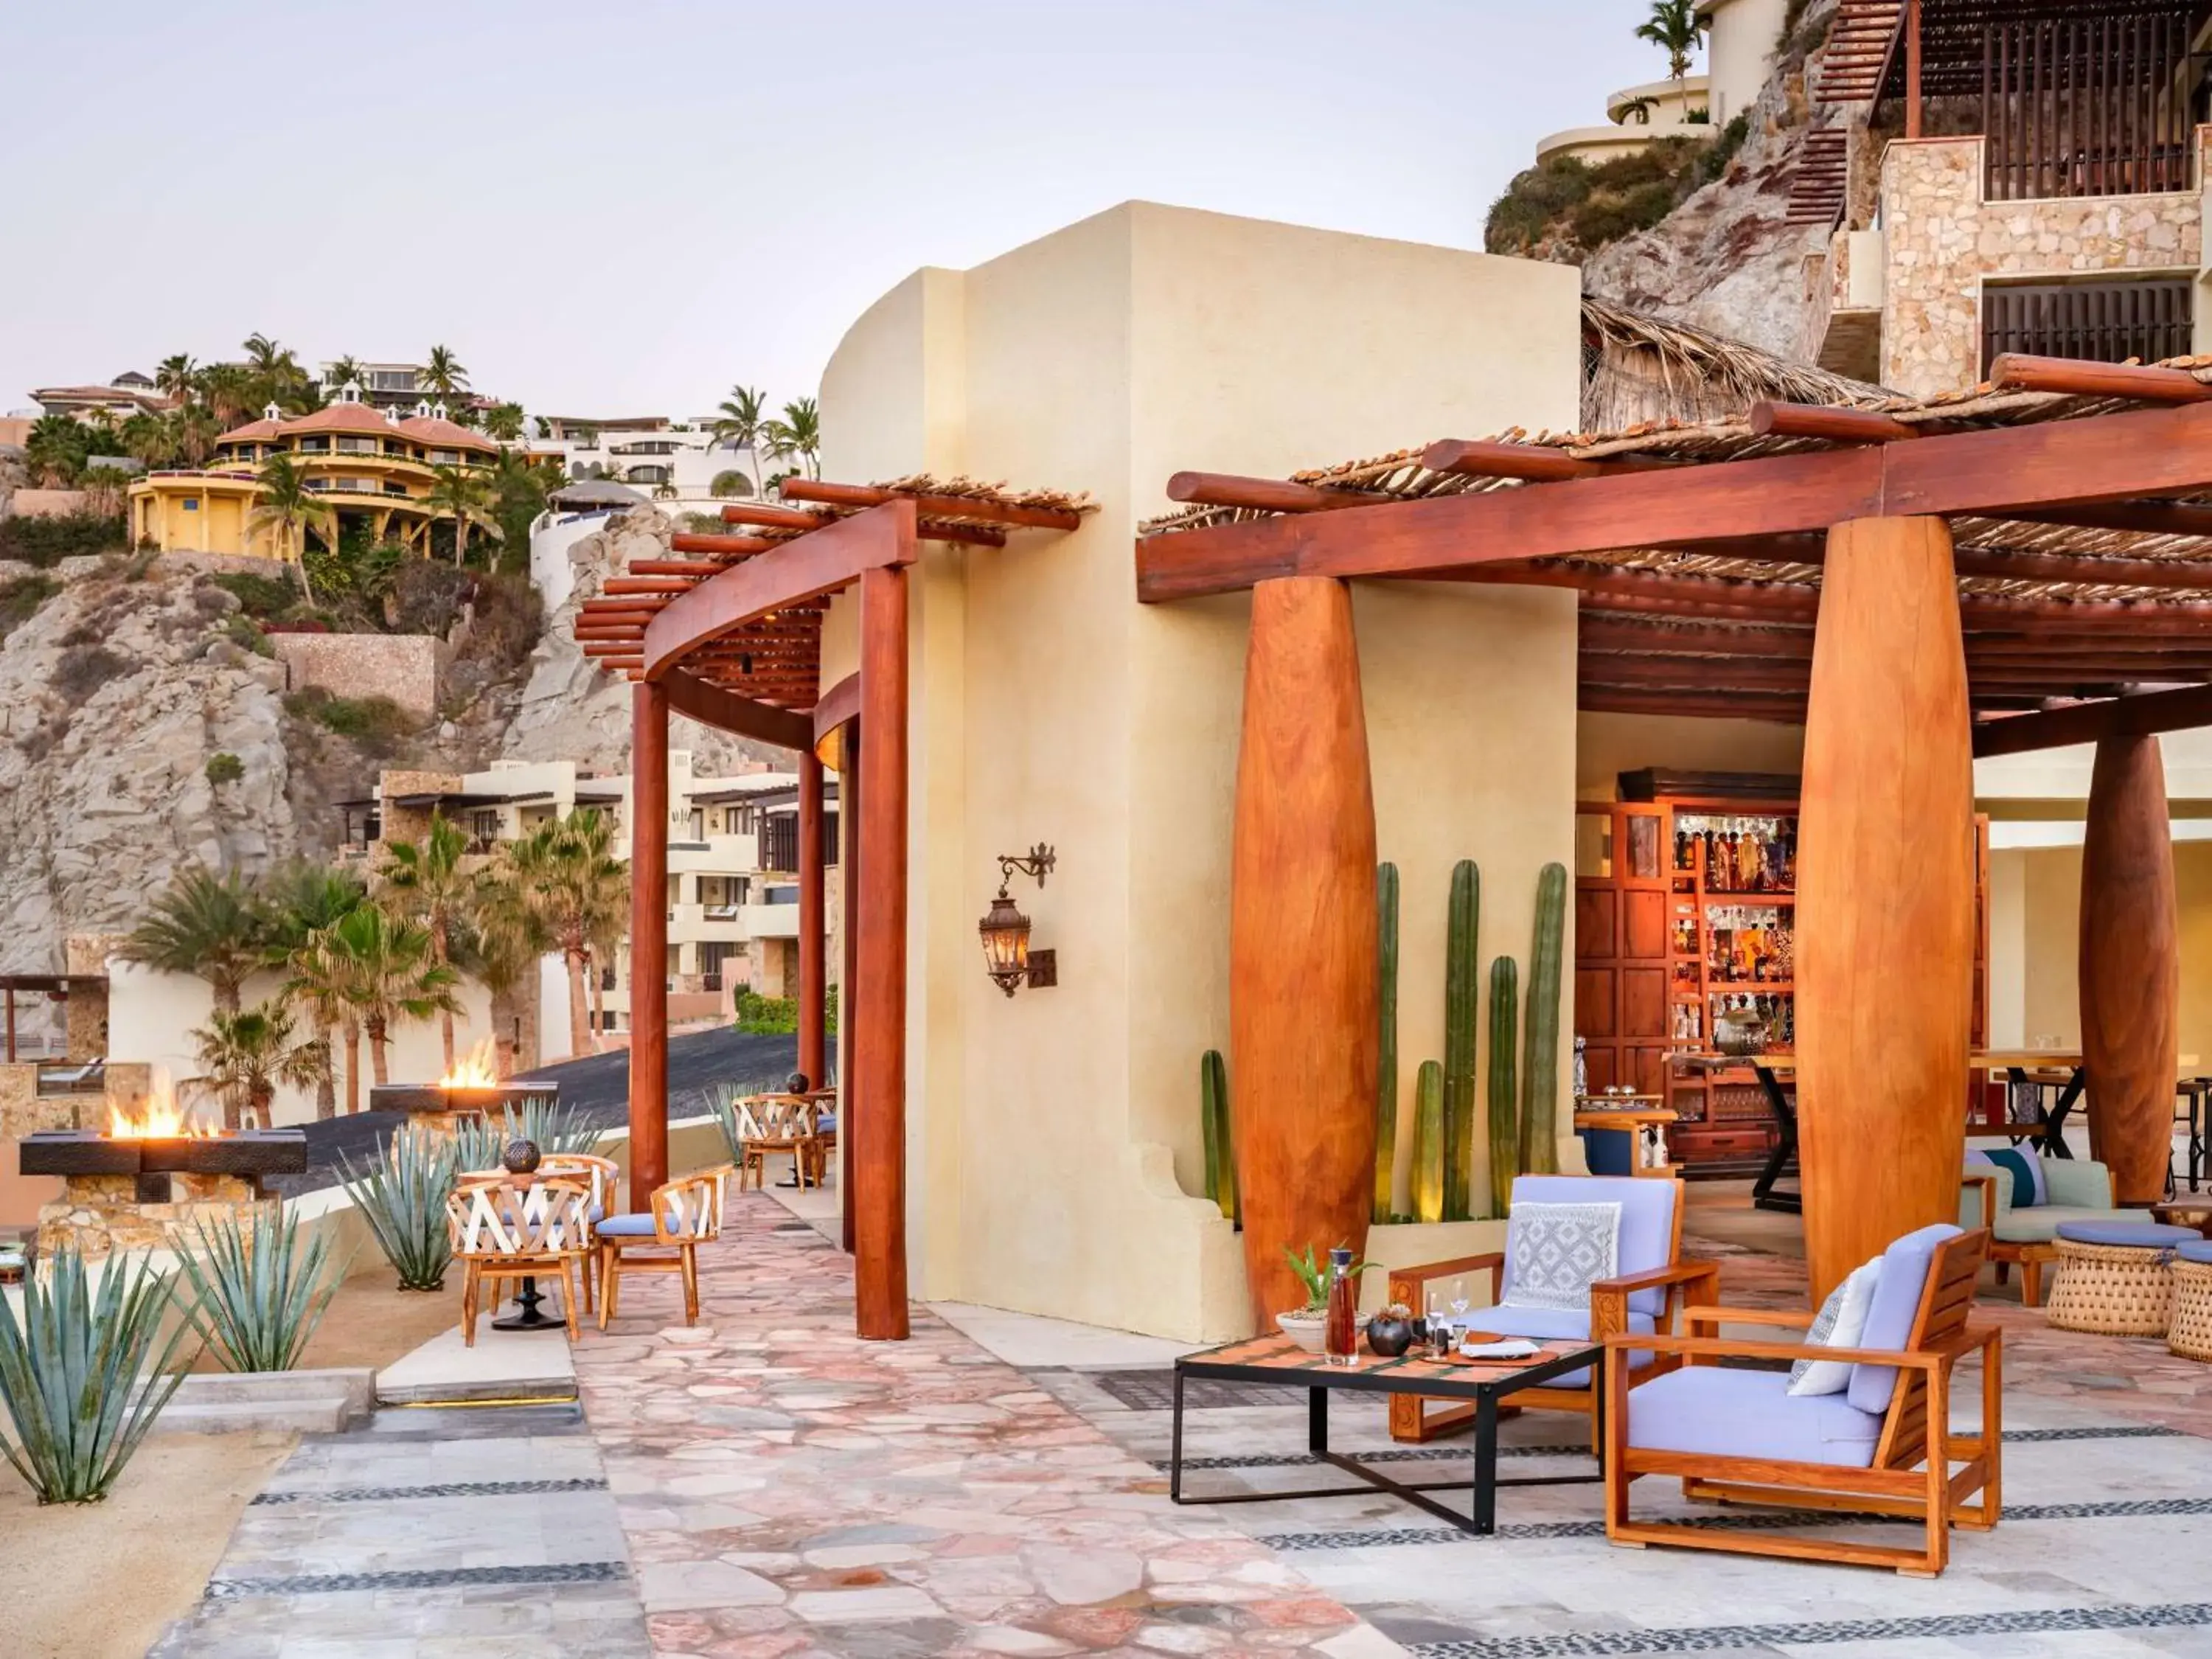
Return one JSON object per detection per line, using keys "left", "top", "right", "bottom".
{"left": 37, "top": 1172, "right": 276, "bottom": 1259}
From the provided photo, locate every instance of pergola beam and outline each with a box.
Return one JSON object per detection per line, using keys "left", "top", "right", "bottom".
{"left": 1420, "top": 439, "right": 1671, "bottom": 481}
{"left": 783, "top": 478, "right": 1085, "bottom": 532}
{"left": 1138, "top": 400, "right": 2212, "bottom": 601}
{"left": 1989, "top": 352, "right": 2212, "bottom": 404}
{"left": 1166, "top": 471, "right": 1396, "bottom": 515}
{"left": 1972, "top": 682, "right": 2212, "bottom": 758}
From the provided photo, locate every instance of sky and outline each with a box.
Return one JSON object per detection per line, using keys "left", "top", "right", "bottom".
{"left": 1, "top": 1, "right": 1678, "bottom": 420}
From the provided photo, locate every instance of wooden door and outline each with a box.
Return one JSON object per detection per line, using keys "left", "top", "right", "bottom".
{"left": 1575, "top": 805, "right": 1673, "bottom": 1102}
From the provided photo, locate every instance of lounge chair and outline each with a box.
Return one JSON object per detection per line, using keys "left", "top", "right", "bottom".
{"left": 1387, "top": 1175, "right": 1718, "bottom": 1446}
{"left": 1960, "top": 1149, "right": 2132, "bottom": 1306}
{"left": 1603, "top": 1224, "right": 2000, "bottom": 1576}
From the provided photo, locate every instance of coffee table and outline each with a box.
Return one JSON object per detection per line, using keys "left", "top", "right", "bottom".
{"left": 1168, "top": 1333, "right": 1605, "bottom": 1536}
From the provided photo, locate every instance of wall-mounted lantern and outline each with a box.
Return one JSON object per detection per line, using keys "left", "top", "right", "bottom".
{"left": 979, "top": 844, "right": 1057, "bottom": 997}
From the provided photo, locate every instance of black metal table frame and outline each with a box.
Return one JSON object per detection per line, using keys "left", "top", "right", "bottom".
{"left": 1168, "top": 1343, "right": 1605, "bottom": 1536}
{"left": 2003, "top": 1064, "right": 2082, "bottom": 1161}
{"left": 1748, "top": 1062, "right": 1802, "bottom": 1214}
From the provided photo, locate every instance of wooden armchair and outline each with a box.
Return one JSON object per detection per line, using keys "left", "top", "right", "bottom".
{"left": 1388, "top": 1175, "right": 1717, "bottom": 1446}
{"left": 538, "top": 1151, "right": 619, "bottom": 1313}
{"left": 734, "top": 1096, "right": 823, "bottom": 1192}
{"left": 1602, "top": 1226, "right": 2001, "bottom": 1576}
{"left": 445, "top": 1176, "right": 594, "bottom": 1346}
{"left": 594, "top": 1165, "right": 734, "bottom": 1328}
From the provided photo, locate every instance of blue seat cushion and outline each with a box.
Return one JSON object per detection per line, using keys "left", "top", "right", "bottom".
{"left": 1507, "top": 1175, "right": 1680, "bottom": 1318}
{"left": 1847, "top": 1223, "right": 1961, "bottom": 1416}
{"left": 815, "top": 1112, "right": 837, "bottom": 1133}
{"left": 1628, "top": 1366, "right": 1881, "bottom": 1468}
{"left": 2056, "top": 1220, "right": 2199, "bottom": 1248}
{"left": 2178, "top": 1240, "right": 2212, "bottom": 1265}
{"left": 588, "top": 1203, "right": 605, "bottom": 1224}
{"left": 1479, "top": 1301, "right": 1656, "bottom": 1388}
{"left": 594, "top": 1213, "right": 660, "bottom": 1238}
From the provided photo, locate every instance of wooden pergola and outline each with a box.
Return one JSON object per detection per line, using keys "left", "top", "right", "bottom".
{"left": 582, "top": 476, "right": 1087, "bottom": 1339}
{"left": 1139, "top": 352, "right": 2212, "bottom": 1302}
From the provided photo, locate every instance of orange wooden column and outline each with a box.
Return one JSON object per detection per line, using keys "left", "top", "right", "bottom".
{"left": 1796, "top": 515, "right": 1974, "bottom": 1301}
{"left": 1229, "top": 576, "right": 1380, "bottom": 1328}
{"left": 627, "top": 678, "right": 671, "bottom": 1211}
{"left": 838, "top": 724, "right": 860, "bottom": 1256}
{"left": 797, "top": 745, "right": 828, "bottom": 1089}
{"left": 2081, "top": 733, "right": 2179, "bottom": 1203}
{"left": 852, "top": 566, "right": 910, "bottom": 1340}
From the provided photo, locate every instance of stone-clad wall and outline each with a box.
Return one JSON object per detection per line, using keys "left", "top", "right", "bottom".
{"left": 1879, "top": 131, "right": 2210, "bottom": 399}
{"left": 271, "top": 633, "right": 445, "bottom": 719}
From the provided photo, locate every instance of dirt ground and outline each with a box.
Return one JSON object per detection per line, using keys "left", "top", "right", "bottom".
{"left": 0, "top": 1429, "right": 295, "bottom": 1659}
{"left": 184, "top": 1263, "right": 464, "bottom": 1374}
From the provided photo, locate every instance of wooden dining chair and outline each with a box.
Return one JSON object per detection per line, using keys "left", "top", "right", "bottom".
{"left": 445, "top": 1176, "right": 594, "bottom": 1346}
{"left": 595, "top": 1166, "right": 734, "bottom": 1328}
{"left": 538, "top": 1151, "right": 619, "bottom": 1312}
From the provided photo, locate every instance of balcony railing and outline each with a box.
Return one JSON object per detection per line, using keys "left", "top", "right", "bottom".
{"left": 1982, "top": 277, "right": 2194, "bottom": 376}
{"left": 1979, "top": 10, "right": 2199, "bottom": 201}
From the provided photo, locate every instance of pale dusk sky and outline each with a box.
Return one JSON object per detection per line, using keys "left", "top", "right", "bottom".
{"left": 2, "top": 1, "right": 1683, "bottom": 418}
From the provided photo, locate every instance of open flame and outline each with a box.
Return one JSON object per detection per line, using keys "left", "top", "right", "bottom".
{"left": 438, "top": 1038, "right": 501, "bottom": 1090}
{"left": 108, "top": 1070, "right": 219, "bottom": 1138}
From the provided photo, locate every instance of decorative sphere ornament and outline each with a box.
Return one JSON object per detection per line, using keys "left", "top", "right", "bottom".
{"left": 785, "top": 1070, "right": 811, "bottom": 1094}
{"left": 502, "top": 1138, "right": 542, "bottom": 1175}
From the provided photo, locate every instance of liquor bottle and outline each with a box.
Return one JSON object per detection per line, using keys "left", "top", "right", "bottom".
{"left": 1325, "top": 1248, "right": 1359, "bottom": 1366}
{"left": 1675, "top": 828, "right": 1691, "bottom": 872}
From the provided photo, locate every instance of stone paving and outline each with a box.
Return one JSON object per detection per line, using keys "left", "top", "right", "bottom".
{"left": 574, "top": 1197, "right": 1394, "bottom": 1658}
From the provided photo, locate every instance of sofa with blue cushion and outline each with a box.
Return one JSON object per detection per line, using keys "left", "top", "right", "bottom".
{"left": 1958, "top": 1148, "right": 2130, "bottom": 1306}
{"left": 1604, "top": 1222, "right": 2002, "bottom": 1575}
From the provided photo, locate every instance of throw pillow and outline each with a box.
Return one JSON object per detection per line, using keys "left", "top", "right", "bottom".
{"left": 1503, "top": 1201, "right": 1622, "bottom": 1312}
{"left": 1985, "top": 1145, "right": 2048, "bottom": 1209}
{"left": 1787, "top": 1256, "right": 1882, "bottom": 1397}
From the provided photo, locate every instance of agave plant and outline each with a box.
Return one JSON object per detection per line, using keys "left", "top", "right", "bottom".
{"left": 172, "top": 1206, "right": 344, "bottom": 1373}
{"left": 339, "top": 1124, "right": 459, "bottom": 1291}
{"left": 0, "top": 1248, "right": 191, "bottom": 1503}
{"left": 450, "top": 1094, "right": 599, "bottom": 1173}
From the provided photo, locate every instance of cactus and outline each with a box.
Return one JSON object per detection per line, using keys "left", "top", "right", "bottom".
{"left": 1441, "top": 860, "right": 1480, "bottom": 1221}
{"left": 1200, "top": 1048, "right": 1235, "bottom": 1220}
{"left": 1486, "top": 956, "right": 1520, "bottom": 1217}
{"left": 1519, "top": 861, "right": 1568, "bottom": 1176}
{"left": 1412, "top": 1060, "right": 1445, "bottom": 1223}
{"left": 1374, "top": 862, "right": 1400, "bottom": 1222}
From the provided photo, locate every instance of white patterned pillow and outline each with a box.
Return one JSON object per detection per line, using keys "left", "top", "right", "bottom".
{"left": 1502, "top": 1201, "right": 1622, "bottom": 1312}
{"left": 1787, "top": 1256, "right": 1882, "bottom": 1397}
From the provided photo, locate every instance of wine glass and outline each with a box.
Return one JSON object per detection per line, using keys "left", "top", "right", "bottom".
{"left": 1449, "top": 1276, "right": 1471, "bottom": 1336}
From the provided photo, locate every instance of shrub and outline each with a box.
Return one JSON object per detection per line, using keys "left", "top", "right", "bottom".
{"left": 1691, "top": 112, "right": 1753, "bottom": 190}
{"left": 0, "top": 1248, "right": 190, "bottom": 1503}
{"left": 0, "top": 574, "right": 59, "bottom": 641}
{"left": 1485, "top": 156, "right": 1593, "bottom": 255}
{"left": 283, "top": 686, "right": 414, "bottom": 752}
{"left": 172, "top": 1206, "right": 342, "bottom": 1373}
{"left": 205, "top": 751, "right": 246, "bottom": 786}
{"left": 209, "top": 571, "right": 298, "bottom": 621}
{"left": 710, "top": 470, "right": 755, "bottom": 498}
{"left": 733, "top": 984, "right": 838, "bottom": 1036}
{"left": 223, "top": 615, "right": 274, "bottom": 657}
{"left": 53, "top": 644, "right": 129, "bottom": 700}
{"left": 339, "top": 1125, "right": 459, "bottom": 1292}
{"left": 0, "top": 509, "right": 128, "bottom": 568}
{"left": 389, "top": 557, "right": 473, "bottom": 636}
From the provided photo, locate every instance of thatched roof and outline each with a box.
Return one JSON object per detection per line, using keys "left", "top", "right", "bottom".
{"left": 1579, "top": 298, "right": 1890, "bottom": 432}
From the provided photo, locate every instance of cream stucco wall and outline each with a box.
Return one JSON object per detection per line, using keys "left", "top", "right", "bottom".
{"left": 816, "top": 202, "right": 1582, "bottom": 1341}
{"left": 1576, "top": 712, "right": 1806, "bottom": 801}
{"left": 1701, "top": 0, "right": 1787, "bottom": 128}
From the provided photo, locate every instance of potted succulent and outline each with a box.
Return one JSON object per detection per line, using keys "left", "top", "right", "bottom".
{"left": 1365, "top": 1301, "right": 1416, "bottom": 1358}
{"left": 1278, "top": 1243, "right": 1373, "bottom": 1353}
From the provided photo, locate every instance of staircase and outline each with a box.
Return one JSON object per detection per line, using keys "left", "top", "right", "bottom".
{"left": 1816, "top": 0, "right": 1906, "bottom": 105}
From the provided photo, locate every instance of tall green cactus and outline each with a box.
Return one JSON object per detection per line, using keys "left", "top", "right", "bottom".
{"left": 1374, "top": 862, "right": 1401, "bottom": 1223}
{"left": 1486, "top": 956, "right": 1520, "bottom": 1217}
{"left": 1442, "top": 860, "right": 1480, "bottom": 1222}
{"left": 1518, "top": 862, "right": 1568, "bottom": 1177}
{"left": 1200, "top": 1049, "right": 1236, "bottom": 1220}
{"left": 1413, "top": 1060, "right": 1445, "bottom": 1224}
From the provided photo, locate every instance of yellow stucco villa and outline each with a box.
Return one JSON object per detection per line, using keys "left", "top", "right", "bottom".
{"left": 126, "top": 388, "right": 498, "bottom": 558}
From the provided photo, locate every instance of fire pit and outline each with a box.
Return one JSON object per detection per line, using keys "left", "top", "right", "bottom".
{"left": 366, "top": 1039, "right": 555, "bottom": 1131}
{"left": 21, "top": 1093, "right": 306, "bottom": 1259}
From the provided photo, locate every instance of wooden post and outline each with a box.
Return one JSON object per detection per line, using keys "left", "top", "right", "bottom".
{"left": 852, "top": 565, "right": 909, "bottom": 1340}
{"left": 838, "top": 724, "right": 860, "bottom": 1256}
{"left": 798, "top": 745, "right": 827, "bottom": 1090}
{"left": 1905, "top": 0, "right": 1923, "bottom": 139}
{"left": 1230, "top": 577, "right": 1380, "bottom": 1328}
{"left": 2081, "top": 734, "right": 2179, "bottom": 1203}
{"left": 627, "top": 678, "right": 670, "bottom": 1211}
{"left": 4, "top": 986, "right": 13, "bottom": 1064}
{"left": 1797, "top": 516, "right": 1974, "bottom": 1303}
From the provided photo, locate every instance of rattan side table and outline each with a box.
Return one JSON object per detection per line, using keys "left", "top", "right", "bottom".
{"left": 2046, "top": 1222, "right": 2198, "bottom": 1337}
{"left": 2168, "top": 1242, "right": 2212, "bottom": 1362}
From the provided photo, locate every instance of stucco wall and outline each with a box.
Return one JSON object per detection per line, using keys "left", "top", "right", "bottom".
{"left": 816, "top": 203, "right": 1582, "bottom": 1340}
{"left": 6, "top": 489, "right": 92, "bottom": 520}
{"left": 1703, "top": 0, "right": 1787, "bottom": 128}
{"left": 272, "top": 633, "right": 444, "bottom": 719}
{"left": 1576, "top": 712, "right": 1806, "bottom": 802}
{"left": 1879, "top": 132, "right": 2208, "bottom": 398}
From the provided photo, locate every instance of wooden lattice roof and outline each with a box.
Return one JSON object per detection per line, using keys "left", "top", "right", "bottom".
{"left": 577, "top": 476, "right": 1092, "bottom": 720}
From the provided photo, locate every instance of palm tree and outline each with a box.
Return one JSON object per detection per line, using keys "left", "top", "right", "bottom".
{"left": 481, "top": 402, "right": 525, "bottom": 442}
{"left": 507, "top": 810, "right": 627, "bottom": 1060}
{"left": 173, "top": 404, "right": 220, "bottom": 467}
{"left": 262, "top": 863, "right": 366, "bottom": 1119}
{"left": 198, "top": 363, "right": 258, "bottom": 428}
{"left": 1636, "top": 0, "right": 1705, "bottom": 80}
{"left": 709, "top": 385, "right": 770, "bottom": 494}
{"left": 420, "top": 464, "right": 502, "bottom": 566}
{"left": 313, "top": 905, "right": 463, "bottom": 1088}
{"left": 121, "top": 868, "right": 267, "bottom": 1016}
{"left": 24, "top": 415, "right": 86, "bottom": 487}
{"left": 241, "top": 333, "right": 288, "bottom": 377}
{"left": 473, "top": 856, "right": 552, "bottom": 1074}
{"left": 420, "top": 345, "right": 469, "bottom": 399}
{"left": 119, "top": 412, "right": 177, "bottom": 470}
{"left": 155, "top": 353, "right": 199, "bottom": 407}
{"left": 324, "top": 355, "right": 364, "bottom": 394}
{"left": 191, "top": 1002, "right": 327, "bottom": 1131}
{"left": 378, "top": 814, "right": 474, "bottom": 1071}
{"left": 759, "top": 397, "right": 822, "bottom": 483}
{"left": 249, "top": 455, "right": 338, "bottom": 602}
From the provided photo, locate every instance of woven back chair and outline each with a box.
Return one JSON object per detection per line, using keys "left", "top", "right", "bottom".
{"left": 445, "top": 1176, "right": 594, "bottom": 1345}
{"left": 595, "top": 1165, "right": 735, "bottom": 1328}
{"left": 538, "top": 1151, "right": 619, "bottom": 1313}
